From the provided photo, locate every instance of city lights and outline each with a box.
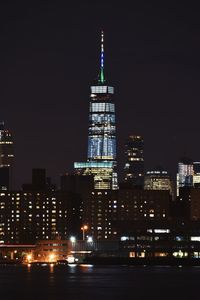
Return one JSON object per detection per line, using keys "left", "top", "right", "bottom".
{"left": 87, "top": 236, "right": 93, "bottom": 243}
{"left": 26, "top": 254, "right": 32, "bottom": 263}
{"left": 0, "top": 27, "right": 199, "bottom": 270}
{"left": 48, "top": 254, "right": 55, "bottom": 262}
{"left": 70, "top": 236, "right": 76, "bottom": 243}
{"left": 81, "top": 225, "right": 88, "bottom": 241}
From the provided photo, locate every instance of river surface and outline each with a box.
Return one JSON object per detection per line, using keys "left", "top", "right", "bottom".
{"left": 0, "top": 264, "right": 199, "bottom": 299}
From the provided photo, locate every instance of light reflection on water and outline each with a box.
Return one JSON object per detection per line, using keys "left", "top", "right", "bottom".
{"left": 79, "top": 264, "right": 93, "bottom": 268}
{"left": 0, "top": 265, "right": 199, "bottom": 300}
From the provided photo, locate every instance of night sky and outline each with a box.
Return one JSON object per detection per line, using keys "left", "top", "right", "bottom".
{"left": 0, "top": 1, "right": 200, "bottom": 188}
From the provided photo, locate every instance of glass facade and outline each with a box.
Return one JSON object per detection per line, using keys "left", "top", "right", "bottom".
{"left": 193, "top": 162, "right": 200, "bottom": 187}
{"left": 177, "top": 158, "right": 193, "bottom": 196}
{"left": 86, "top": 84, "right": 117, "bottom": 189}
{"left": 178, "top": 163, "right": 193, "bottom": 187}
{"left": 74, "top": 162, "right": 114, "bottom": 168}
{"left": 144, "top": 169, "right": 173, "bottom": 195}
{"left": 74, "top": 32, "right": 118, "bottom": 190}
{"left": 88, "top": 94, "right": 116, "bottom": 162}
{"left": 91, "top": 86, "right": 114, "bottom": 94}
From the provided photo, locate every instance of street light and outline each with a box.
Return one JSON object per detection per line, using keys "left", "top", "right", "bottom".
{"left": 87, "top": 236, "right": 93, "bottom": 243}
{"left": 81, "top": 225, "right": 88, "bottom": 240}
{"left": 70, "top": 236, "right": 76, "bottom": 243}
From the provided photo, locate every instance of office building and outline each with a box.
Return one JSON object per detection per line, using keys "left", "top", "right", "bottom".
{"left": 177, "top": 157, "right": 193, "bottom": 196}
{"left": 74, "top": 32, "right": 118, "bottom": 190}
{"left": 0, "top": 122, "right": 14, "bottom": 190}
{"left": 174, "top": 187, "right": 200, "bottom": 221}
{"left": 144, "top": 167, "right": 173, "bottom": 195}
{"left": 124, "top": 135, "right": 144, "bottom": 187}
{"left": 193, "top": 162, "right": 200, "bottom": 187}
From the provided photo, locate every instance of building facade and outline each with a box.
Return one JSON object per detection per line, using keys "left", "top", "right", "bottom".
{"left": 0, "top": 190, "right": 82, "bottom": 244}
{"left": 193, "top": 162, "right": 200, "bottom": 187}
{"left": 0, "top": 122, "right": 14, "bottom": 190}
{"left": 118, "top": 189, "right": 171, "bottom": 222}
{"left": 177, "top": 157, "right": 193, "bottom": 196}
{"left": 144, "top": 168, "right": 173, "bottom": 195}
{"left": 83, "top": 190, "right": 118, "bottom": 240}
{"left": 115, "top": 220, "right": 200, "bottom": 259}
{"left": 124, "top": 135, "right": 144, "bottom": 187}
{"left": 175, "top": 187, "right": 200, "bottom": 221}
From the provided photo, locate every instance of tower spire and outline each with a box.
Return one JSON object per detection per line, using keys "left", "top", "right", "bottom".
{"left": 100, "top": 30, "right": 105, "bottom": 84}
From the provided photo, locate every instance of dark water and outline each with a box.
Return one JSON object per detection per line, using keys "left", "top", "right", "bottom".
{"left": 0, "top": 264, "right": 199, "bottom": 299}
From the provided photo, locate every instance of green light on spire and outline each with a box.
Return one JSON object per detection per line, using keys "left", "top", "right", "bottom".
{"left": 100, "top": 68, "right": 104, "bottom": 83}
{"left": 99, "top": 30, "right": 105, "bottom": 84}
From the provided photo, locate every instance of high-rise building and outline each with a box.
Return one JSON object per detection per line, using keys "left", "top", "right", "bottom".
{"left": 83, "top": 190, "right": 118, "bottom": 240}
{"left": 177, "top": 157, "right": 193, "bottom": 196}
{"left": 118, "top": 189, "right": 170, "bottom": 221}
{"left": 22, "top": 168, "right": 56, "bottom": 191}
{"left": 74, "top": 32, "right": 117, "bottom": 190}
{"left": 123, "top": 135, "right": 144, "bottom": 187}
{"left": 0, "top": 122, "right": 14, "bottom": 190}
{"left": 0, "top": 190, "right": 82, "bottom": 244}
{"left": 144, "top": 167, "right": 173, "bottom": 195}
{"left": 174, "top": 186, "right": 200, "bottom": 221}
{"left": 193, "top": 162, "right": 200, "bottom": 187}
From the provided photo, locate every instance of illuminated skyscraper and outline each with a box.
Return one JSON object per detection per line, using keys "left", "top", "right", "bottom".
{"left": 124, "top": 135, "right": 144, "bottom": 187}
{"left": 0, "top": 122, "right": 14, "bottom": 190}
{"left": 74, "top": 32, "right": 118, "bottom": 190}
{"left": 193, "top": 162, "right": 200, "bottom": 187}
{"left": 144, "top": 167, "right": 173, "bottom": 195}
{"left": 177, "top": 157, "right": 193, "bottom": 196}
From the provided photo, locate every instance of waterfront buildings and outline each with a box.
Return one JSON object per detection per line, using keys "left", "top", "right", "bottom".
{"left": 114, "top": 219, "right": 200, "bottom": 259}
{"left": 74, "top": 31, "right": 117, "bottom": 190}
{"left": 1, "top": 31, "right": 200, "bottom": 261}
{"left": 34, "top": 239, "right": 68, "bottom": 262}
{"left": 123, "top": 135, "right": 144, "bottom": 187}
{"left": 0, "top": 189, "right": 81, "bottom": 244}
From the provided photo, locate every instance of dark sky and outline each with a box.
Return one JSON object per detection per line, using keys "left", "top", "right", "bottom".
{"left": 0, "top": 1, "right": 200, "bottom": 188}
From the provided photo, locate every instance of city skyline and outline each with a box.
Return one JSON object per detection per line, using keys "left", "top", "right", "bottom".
{"left": 1, "top": 2, "right": 200, "bottom": 188}
{"left": 1, "top": 2, "right": 200, "bottom": 298}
